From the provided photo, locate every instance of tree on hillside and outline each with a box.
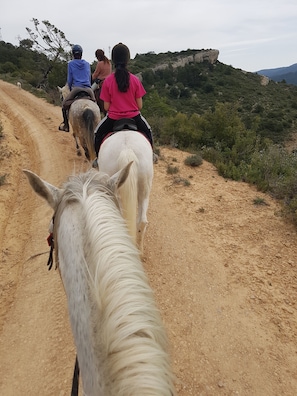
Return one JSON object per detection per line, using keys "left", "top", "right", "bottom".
{"left": 19, "top": 18, "right": 72, "bottom": 88}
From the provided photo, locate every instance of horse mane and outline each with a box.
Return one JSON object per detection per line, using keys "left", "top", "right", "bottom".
{"left": 53, "top": 170, "right": 175, "bottom": 395}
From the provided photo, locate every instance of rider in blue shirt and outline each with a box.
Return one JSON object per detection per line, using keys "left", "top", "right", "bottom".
{"left": 59, "top": 44, "right": 95, "bottom": 132}
{"left": 67, "top": 57, "right": 91, "bottom": 88}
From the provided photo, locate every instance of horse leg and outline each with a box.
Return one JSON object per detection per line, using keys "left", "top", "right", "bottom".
{"left": 74, "top": 135, "right": 82, "bottom": 156}
{"left": 137, "top": 220, "right": 147, "bottom": 255}
{"left": 83, "top": 145, "right": 90, "bottom": 160}
{"left": 79, "top": 136, "right": 90, "bottom": 160}
{"left": 137, "top": 195, "right": 150, "bottom": 254}
{"left": 99, "top": 99, "right": 107, "bottom": 116}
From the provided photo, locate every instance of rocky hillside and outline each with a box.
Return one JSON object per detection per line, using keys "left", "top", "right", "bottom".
{"left": 152, "top": 49, "right": 219, "bottom": 71}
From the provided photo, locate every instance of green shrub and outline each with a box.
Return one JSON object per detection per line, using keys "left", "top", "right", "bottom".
{"left": 184, "top": 153, "right": 203, "bottom": 167}
{"left": 0, "top": 174, "right": 7, "bottom": 186}
{"left": 253, "top": 197, "right": 268, "bottom": 206}
{"left": 173, "top": 176, "right": 190, "bottom": 186}
{"left": 167, "top": 165, "right": 179, "bottom": 174}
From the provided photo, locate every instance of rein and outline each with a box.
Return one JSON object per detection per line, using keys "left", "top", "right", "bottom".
{"left": 46, "top": 232, "right": 54, "bottom": 270}
{"left": 46, "top": 216, "right": 55, "bottom": 270}
{"left": 71, "top": 356, "right": 80, "bottom": 396}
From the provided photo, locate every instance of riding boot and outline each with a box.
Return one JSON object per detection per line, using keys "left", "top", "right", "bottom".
{"left": 58, "top": 108, "right": 69, "bottom": 132}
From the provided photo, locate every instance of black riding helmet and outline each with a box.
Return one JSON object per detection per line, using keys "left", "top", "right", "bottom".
{"left": 111, "top": 43, "right": 130, "bottom": 66}
{"left": 72, "top": 44, "right": 83, "bottom": 56}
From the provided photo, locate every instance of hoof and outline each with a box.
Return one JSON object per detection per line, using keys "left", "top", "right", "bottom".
{"left": 58, "top": 124, "right": 69, "bottom": 132}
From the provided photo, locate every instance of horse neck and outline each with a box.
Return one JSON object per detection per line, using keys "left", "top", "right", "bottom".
{"left": 56, "top": 183, "right": 175, "bottom": 395}
{"left": 54, "top": 183, "right": 141, "bottom": 395}
{"left": 55, "top": 202, "right": 105, "bottom": 395}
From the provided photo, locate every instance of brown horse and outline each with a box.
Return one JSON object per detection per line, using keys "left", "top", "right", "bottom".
{"left": 91, "top": 80, "right": 106, "bottom": 115}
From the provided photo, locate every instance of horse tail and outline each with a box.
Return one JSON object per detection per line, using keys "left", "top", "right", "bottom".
{"left": 82, "top": 108, "right": 97, "bottom": 161}
{"left": 118, "top": 149, "right": 138, "bottom": 244}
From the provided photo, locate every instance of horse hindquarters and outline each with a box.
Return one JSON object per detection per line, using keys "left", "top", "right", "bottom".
{"left": 98, "top": 131, "right": 153, "bottom": 253}
{"left": 68, "top": 99, "right": 100, "bottom": 161}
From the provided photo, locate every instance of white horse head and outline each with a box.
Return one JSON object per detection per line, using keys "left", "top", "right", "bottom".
{"left": 58, "top": 84, "right": 70, "bottom": 100}
{"left": 24, "top": 166, "right": 176, "bottom": 395}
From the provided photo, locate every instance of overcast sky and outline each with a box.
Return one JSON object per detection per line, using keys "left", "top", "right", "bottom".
{"left": 1, "top": 0, "right": 296, "bottom": 72}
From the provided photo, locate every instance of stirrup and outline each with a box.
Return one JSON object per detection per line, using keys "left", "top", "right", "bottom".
{"left": 92, "top": 158, "right": 98, "bottom": 169}
{"left": 58, "top": 123, "right": 69, "bottom": 132}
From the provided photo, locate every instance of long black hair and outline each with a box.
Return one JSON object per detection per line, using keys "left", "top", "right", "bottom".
{"left": 114, "top": 64, "right": 130, "bottom": 92}
{"left": 112, "top": 43, "right": 131, "bottom": 93}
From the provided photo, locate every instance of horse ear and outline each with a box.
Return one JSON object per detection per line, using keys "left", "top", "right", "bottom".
{"left": 108, "top": 161, "right": 133, "bottom": 191}
{"left": 58, "top": 86, "right": 62, "bottom": 92}
{"left": 23, "top": 169, "right": 62, "bottom": 210}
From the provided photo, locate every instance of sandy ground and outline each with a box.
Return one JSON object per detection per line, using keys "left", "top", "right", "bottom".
{"left": 1, "top": 79, "right": 297, "bottom": 396}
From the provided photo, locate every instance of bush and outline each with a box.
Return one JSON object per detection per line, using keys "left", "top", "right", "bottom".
{"left": 0, "top": 174, "right": 7, "bottom": 186}
{"left": 0, "top": 61, "right": 17, "bottom": 73}
{"left": 184, "top": 153, "right": 203, "bottom": 167}
{"left": 167, "top": 165, "right": 179, "bottom": 174}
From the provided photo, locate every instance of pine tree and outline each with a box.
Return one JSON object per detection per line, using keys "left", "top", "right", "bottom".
{"left": 20, "top": 18, "right": 72, "bottom": 88}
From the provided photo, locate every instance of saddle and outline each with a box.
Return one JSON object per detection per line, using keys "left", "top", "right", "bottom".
{"left": 113, "top": 118, "right": 138, "bottom": 132}
{"left": 73, "top": 90, "right": 93, "bottom": 100}
{"left": 99, "top": 118, "right": 148, "bottom": 151}
{"left": 65, "top": 89, "right": 95, "bottom": 111}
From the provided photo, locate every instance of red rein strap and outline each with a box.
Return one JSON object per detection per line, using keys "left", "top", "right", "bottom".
{"left": 47, "top": 233, "right": 53, "bottom": 246}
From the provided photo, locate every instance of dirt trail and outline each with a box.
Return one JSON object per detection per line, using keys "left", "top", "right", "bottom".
{"left": 1, "top": 79, "right": 297, "bottom": 396}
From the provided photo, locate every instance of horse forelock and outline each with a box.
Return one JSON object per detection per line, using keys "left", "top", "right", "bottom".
{"left": 53, "top": 170, "right": 116, "bottom": 262}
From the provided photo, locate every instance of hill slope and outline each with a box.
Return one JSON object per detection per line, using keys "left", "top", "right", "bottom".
{"left": 129, "top": 52, "right": 297, "bottom": 144}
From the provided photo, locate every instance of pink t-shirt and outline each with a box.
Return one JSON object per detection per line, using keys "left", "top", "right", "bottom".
{"left": 100, "top": 73, "right": 146, "bottom": 120}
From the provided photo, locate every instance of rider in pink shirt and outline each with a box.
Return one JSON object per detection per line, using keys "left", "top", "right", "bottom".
{"left": 92, "top": 49, "right": 112, "bottom": 114}
{"left": 100, "top": 72, "right": 145, "bottom": 119}
{"left": 94, "top": 43, "right": 153, "bottom": 157}
{"left": 92, "top": 49, "right": 112, "bottom": 81}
